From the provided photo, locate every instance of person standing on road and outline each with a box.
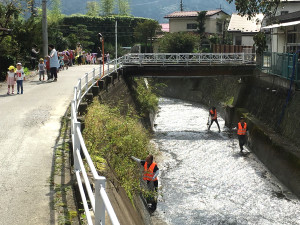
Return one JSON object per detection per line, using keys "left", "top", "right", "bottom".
{"left": 31, "top": 44, "right": 39, "bottom": 70}
{"left": 237, "top": 117, "right": 248, "bottom": 152}
{"left": 207, "top": 106, "right": 221, "bottom": 133}
{"left": 38, "top": 58, "right": 46, "bottom": 81}
{"left": 6, "top": 66, "right": 16, "bottom": 95}
{"left": 15, "top": 63, "right": 25, "bottom": 94}
{"left": 48, "top": 44, "right": 59, "bottom": 81}
{"left": 131, "top": 154, "right": 159, "bottom": 211}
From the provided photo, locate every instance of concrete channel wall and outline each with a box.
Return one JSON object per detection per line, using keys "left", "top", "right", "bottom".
{"left": 153, "top": 71, "right": 300, "bottom": 198}
{"left": 77, "top": 71, "right": 153, "bottom": 225}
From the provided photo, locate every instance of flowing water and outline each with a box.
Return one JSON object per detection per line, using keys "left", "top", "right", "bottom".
{"left": 152, "top": 98, "right": 300, "bottom": 225}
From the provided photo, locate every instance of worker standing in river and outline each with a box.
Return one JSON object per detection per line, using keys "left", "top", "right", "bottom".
{"left": 131, "top": 154, "right": 159, "bottom": 211}
{"left": 208, "top": 106, "right": 221, "bottom": 133}
{"left": 237, "top": 117, "right": 248, "bottom": 152}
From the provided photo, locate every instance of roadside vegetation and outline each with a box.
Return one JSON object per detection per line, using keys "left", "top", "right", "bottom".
{"left": 83, "top": 78, "right": 159, "bottom": 201}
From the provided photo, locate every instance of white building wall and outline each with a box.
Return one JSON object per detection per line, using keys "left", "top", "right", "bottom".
{"left": 271, "top": 28, "right": 286, "bottom": 53}
{"left": 242, "top": 36, "right": 255, "bottom": 46}
{"left": 276, "top": 2, "right": 300, "bottom": 15}
{"left": 168, "top": 12, "right": 228, "bottom": 34}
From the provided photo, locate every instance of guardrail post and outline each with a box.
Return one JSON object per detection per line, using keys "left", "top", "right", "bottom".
{"left": 242, "top": 52, "right": 245, "bottom": 64}
{"left": 107, "top": 61, "right": 110, "bottom": 73}
{"left": 74, "top": 86, "right": 78, "bottom": 111}
{"left": 94, "top": 176, "right": 106, "bottom": 225}
{"left": 73, "top": 122, "right": 81, "bottom": 171}
{"left": 78, "top": 79, "right": 82, "bottom": 98}
{"left": 93, "top": 68, "right": 95, "bottom": 81}
{"left": 85, "top": 73, "right": 88, "bottom": 91}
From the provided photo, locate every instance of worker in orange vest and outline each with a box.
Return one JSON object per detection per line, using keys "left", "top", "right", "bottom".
{"left": 237, "top": 117, "right": 248, "bottom": 152}
{"left": 131, "top": 154, "right": 159, "bottom": 211}
{"left": 208, "top": 106, "right": 221, "bottom": 133}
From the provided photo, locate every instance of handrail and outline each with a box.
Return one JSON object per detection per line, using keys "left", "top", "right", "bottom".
{"left": 71, "top": 58, "right": 123, "bottom": 225}
{"left": 123, "top": 53, "right": 256, "bottom": 66}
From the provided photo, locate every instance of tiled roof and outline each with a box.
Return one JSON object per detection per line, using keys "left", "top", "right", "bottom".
{"left": 270, "top": 10, "right": 300, "bottom": 23}
{"left": 228, "top": 13, "right": 264, "bottom": 33}
{"left": 160, "top": 23, "right": 170, "bottom": 32}
{"left": 164, "top": 10, "right": 227, "bottom": 18}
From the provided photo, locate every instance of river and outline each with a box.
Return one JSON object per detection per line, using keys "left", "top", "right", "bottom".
{"left": 152, "top": 97, "right": 300, "bottom": 225}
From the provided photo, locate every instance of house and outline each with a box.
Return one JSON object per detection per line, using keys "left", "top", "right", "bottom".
{"left": 164, "top": 9, "right": 229, "bottom": 34}
{"left": 262, "top": 0, "right": 300, "bottom": 53}
{"left": 228, "top": 13, "right": 264, "bottom": 46}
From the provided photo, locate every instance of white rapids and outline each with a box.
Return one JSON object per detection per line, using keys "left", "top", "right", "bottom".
{"left": 152, "top": 98, "right": 300, "bottom": 225}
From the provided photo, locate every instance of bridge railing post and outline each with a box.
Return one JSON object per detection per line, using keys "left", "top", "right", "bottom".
{"left": 93, "top": 68, "right": 95, "bottom": 81}
{"left": 94, "top": 176, "right": 106, "bottom": 225}
{"left": 73, "top": 121, "right": 81, "bottom": 171}
{"left": 85, "top": 73, "right": 88, "bottom": 91}
{"left": 78, "top": 79, "right": 82, "bottom": 99}
{"left": 242, "top": 52, "right": 245, "bottom": 64}
{"left": 107, "top": 61, "right": 110, "bottom": 73}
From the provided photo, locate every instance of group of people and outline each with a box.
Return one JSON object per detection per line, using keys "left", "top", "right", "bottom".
{"left": 208, "top": 106, "right": 248, "bottom": 152}
{"left": 6, "top": 63, "right": 25, "bottom": 95}
{"left": 130, "top": 107, "right": 249, "bottom": 212}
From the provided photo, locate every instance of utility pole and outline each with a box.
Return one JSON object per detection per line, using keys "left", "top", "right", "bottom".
{"left": 115, "top": 20, "right": 117, "bottom": 61}
{"left": 42, "top": 0, "right": 48, "bottom": 56}
{"left": 180, "top": 0, "right": 183, "bottom": 11}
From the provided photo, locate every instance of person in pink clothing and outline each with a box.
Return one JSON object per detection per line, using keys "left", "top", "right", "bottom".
{"left": 6, "top": 66, "right": 16, "bottom": 95}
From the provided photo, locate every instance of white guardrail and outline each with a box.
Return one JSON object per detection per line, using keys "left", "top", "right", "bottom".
{"left": 70, "top": 53, "right": 255, "bottom": 224}
{"left": 71, "top": 57, "right": 124, "bottom": 225}
{"left": 123, "top": 53, "right": 256, "bottom": 65}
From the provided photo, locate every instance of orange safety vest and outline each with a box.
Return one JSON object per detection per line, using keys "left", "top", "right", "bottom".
{"left": 237, "top": 122, "right": 247, "bottom": 135}
{"left": 210, "top": 109, "right": 217, "bottom": 120}
{"left": 143, "top": 162, "right": 158, "bottom": 181}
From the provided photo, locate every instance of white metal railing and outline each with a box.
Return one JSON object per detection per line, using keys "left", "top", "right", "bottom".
{"left": 123, "top": 53, "right": 256, "bottom": 66}
{"left": 71, "top": 58, "right": 123, "bottom": 225}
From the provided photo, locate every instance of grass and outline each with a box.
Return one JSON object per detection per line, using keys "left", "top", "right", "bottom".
{"left": 83, "top": 101, "right": 156, "bottom": 201}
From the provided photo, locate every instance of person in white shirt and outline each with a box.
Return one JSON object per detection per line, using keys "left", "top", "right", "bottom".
{"left": 15, "top": 63, "right": 25, "bottom": 94}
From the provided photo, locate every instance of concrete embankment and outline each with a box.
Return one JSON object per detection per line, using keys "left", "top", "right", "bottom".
{"left": 153, "top": 71, "right": 300, "bottom": 198}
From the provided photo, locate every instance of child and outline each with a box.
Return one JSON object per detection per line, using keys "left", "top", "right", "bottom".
{"left": 6, "top": 66, "right": 15, "bottom": 95}
{"left": 45, "top": 56, "right": 51, "bottom": 80}
{"left": 15, "top": 63, "right": 25, "bottom": 94}
{"left": 38, "top": 58, "right": 46, "bottom": 81}
{"left": 59, "top": 53, "right": 64, "bottom": 70}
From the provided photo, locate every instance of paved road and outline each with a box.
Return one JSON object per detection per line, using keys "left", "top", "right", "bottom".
{"left": 0, "top": 65, "right": 97, "bottom": 225}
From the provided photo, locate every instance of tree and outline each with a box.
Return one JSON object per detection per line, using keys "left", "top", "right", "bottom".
{"left": 134, "top": 20, "right": 160, "bottom": 53}
{"left": 253, "top": 32, "right": 268, "bottom": 55}
{"left": 0, "top": 1, "right": 21, "bottom": 44}
{"left": 67, "top": 24, "right": 94, "bottom": 51}
{"left": 101, "top": 0, "right": 114, "bottom": 16}
{"left": 48, "top": 0, "right": 63, "bottom": 24}
{"left": 117, "top": 0, "right": 130, "bottom": 15}
{"left": 226, "top": 0, "right": 281, "bottom": 19}
{"left": 158, "top": 32, "right": 198, "bottom": 53}
{"left": 196, "top": 11, "right": 206, "bottom": 36}
{"left": 86, "top": 1, "right": 100, "bottom": 17}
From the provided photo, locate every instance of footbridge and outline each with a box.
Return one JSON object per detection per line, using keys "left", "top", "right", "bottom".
{"left": 122, "top": 53, "right": 256, "bottom": 77}
{"left": 71, "top": 52, "right": 257, "bottom": 225}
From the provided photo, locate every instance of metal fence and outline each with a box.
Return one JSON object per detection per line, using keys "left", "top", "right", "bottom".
{"left": 259, "top": 52, "right": 300, "bottom": 81}
{"left": 123, "top": 53, "right": 256, "bottom": 66}
{"left": 71, "top": 58, "right": 123, "bottom": 225}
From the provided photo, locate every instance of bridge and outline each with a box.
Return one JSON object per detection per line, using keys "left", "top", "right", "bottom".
{"left": 71, "top": 52, "right": 257, "bottom": 225}
{"left": 121, "top": 53, "right": 256, "bottom": 77}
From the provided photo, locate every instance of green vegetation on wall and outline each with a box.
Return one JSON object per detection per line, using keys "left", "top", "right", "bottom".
{"left": 83, "top": 101, "right": 153, "bottom": 200}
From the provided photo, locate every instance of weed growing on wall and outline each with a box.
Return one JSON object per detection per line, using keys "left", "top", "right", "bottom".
{"left": 134, "top": 78, "right": 159, "bottom": 116}
{"left": 83, "top": 101, "right": 152, "bottom": 200}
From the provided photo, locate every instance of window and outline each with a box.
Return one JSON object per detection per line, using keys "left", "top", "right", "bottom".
{"left": 187, "top": 23, "right": 197, "bottom": 29}
{"left": 216, "top": 22, "right": 223, "bottom": 33}
{"left": 235, "top": 36, "right": 242, "bottom": 45}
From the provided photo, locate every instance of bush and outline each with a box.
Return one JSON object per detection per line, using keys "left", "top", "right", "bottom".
{"left": 83, "top": 101, "right": 153, "bottom": 200}
{"left": 158, "top": 32, "right": 199, "bottom": 53}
